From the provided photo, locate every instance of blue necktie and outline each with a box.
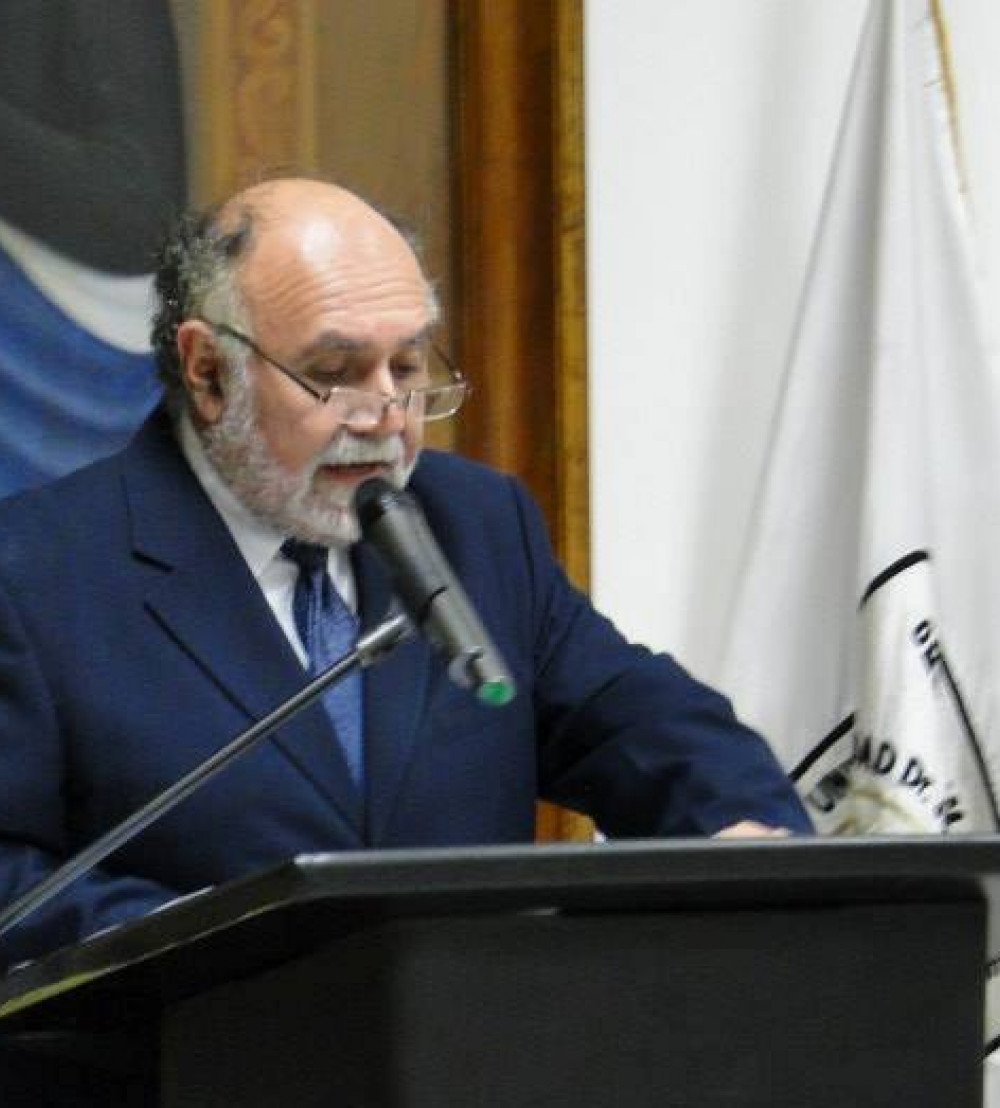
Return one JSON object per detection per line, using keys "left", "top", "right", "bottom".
{"left": 281, "top": 539, "right": 364, "bottom": 790}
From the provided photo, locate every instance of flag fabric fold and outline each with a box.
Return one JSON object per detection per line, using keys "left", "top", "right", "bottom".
{"left": 721, "top": 0, "right": 1000, "bottom": 839}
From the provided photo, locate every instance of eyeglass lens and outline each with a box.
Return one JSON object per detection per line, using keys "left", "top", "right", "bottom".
{"left": 328, "top": 384, "right": 466, "bottom": 428}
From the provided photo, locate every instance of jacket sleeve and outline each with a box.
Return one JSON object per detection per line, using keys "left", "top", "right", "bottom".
{"left": 0, "top": 579, "right": 178, "bottom": 970}
{"left": 506, "top": 478, "right": 813, "bottom": 836}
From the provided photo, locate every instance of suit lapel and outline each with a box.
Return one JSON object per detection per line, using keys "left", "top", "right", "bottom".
{"left": 353, "top": 541, "right": 433, "bottom": 843}
{"left": 121, "top": 413, "right": 364, "bottom": 837}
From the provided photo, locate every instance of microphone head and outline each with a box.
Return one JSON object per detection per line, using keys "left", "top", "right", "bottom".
{"left": 352, "top": 475, "right": 516, "bottom": 708}
{"left": 354, "top": 476, "right": 406, "bottom": 535}
{"left": 353, "top": 476, "right": 440, "bottom": 623}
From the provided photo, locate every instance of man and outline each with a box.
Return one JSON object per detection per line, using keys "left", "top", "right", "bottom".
{"left": 0, "top": 178, "right": 810, "bottom": 970}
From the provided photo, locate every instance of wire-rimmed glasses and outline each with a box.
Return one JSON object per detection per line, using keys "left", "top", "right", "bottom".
{"left": 201, "top": 319, "right": 469, "bottom": 430}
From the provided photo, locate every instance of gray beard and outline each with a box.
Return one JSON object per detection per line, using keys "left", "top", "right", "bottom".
{"left": 199, "top": 371, "right": 415, "bottom": 547}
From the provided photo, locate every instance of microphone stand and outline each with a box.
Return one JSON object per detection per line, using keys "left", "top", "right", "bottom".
{"left": 0, "top": 611, "right": 413, "bottom": 938}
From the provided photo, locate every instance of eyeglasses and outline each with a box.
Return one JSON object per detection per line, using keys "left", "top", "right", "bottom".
{"left": 201, "top": 319, "right": 469, "bottom": 429}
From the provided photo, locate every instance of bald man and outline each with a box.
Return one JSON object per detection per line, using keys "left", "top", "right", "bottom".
{"left": 0, "top": 179, "right": 810, "bottom": 969}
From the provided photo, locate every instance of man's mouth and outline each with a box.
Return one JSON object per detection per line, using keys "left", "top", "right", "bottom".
{"left": 317, "top": 460, "right": 391, "bottom": 481}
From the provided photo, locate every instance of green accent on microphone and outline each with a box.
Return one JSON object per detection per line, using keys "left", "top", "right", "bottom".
{"left": 477, "top": 679, "right": 516, "bottom": 707}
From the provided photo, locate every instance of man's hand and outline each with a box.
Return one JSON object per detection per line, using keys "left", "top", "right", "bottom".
{"left": 713, "top": 821, "right": 791, "bottom": 839}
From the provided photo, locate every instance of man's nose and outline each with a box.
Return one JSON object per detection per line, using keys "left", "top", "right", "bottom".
{"left": 368, "top": 363, "right": 409, "bottom": 433}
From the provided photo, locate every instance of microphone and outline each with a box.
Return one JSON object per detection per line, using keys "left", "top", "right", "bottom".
{"left": 354, "top": 477, "right": 516, "bottom": 707}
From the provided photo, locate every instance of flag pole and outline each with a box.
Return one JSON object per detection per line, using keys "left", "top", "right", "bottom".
{"left": 929, "top": 0, "right": 968, "bottom": 194}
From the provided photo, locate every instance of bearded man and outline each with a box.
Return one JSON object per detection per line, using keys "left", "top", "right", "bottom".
{"left": 0, "top": 178, "right": 810, "bottom": 970}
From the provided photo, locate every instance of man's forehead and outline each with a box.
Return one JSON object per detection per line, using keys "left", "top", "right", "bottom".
{"left": 296, "top": 323, "right": 438, "bottom": 360}
{"left": 240, "top": 210, "right": 427, "bottom": 293}
{"left": 220, "top": 181, "right": 436, "bottom": 339}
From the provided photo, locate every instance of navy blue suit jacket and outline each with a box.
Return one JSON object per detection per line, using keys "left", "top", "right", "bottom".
{"left": 0, "top": 410, "right": 809, "bottom": 966}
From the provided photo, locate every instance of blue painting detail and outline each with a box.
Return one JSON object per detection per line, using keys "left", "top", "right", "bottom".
{"left": 0, "top": 247, "right": 161, "bottom": 497}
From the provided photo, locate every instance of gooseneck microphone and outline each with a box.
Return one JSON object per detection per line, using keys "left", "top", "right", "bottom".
{"left": 354, "top": 477, "right": 516, "bottom": 707}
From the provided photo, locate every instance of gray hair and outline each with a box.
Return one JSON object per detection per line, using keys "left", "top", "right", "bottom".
{"left": 150, "top": 203, "right": 256, "bottom": 416}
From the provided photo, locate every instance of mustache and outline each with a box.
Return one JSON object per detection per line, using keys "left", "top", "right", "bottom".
{"left": 317, "top": 432, "right": 406, "bottom": 469}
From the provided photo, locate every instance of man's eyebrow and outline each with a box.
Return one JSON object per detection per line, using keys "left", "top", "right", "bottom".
{"left": 296, "top": 324, "right": 437, "bottom": 361}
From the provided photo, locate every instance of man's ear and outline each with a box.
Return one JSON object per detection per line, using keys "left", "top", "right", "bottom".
{"left": 176, "top": 320, "right": 226, "bottom": 425}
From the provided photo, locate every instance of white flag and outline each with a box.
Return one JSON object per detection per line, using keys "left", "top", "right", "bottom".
{"left": 721, "top": 0, "right": 1000, "bottom": 837}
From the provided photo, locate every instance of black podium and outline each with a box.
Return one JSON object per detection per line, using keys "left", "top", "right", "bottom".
{"left": 0, "top": 837, "right": 997, "bottom": 1106}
